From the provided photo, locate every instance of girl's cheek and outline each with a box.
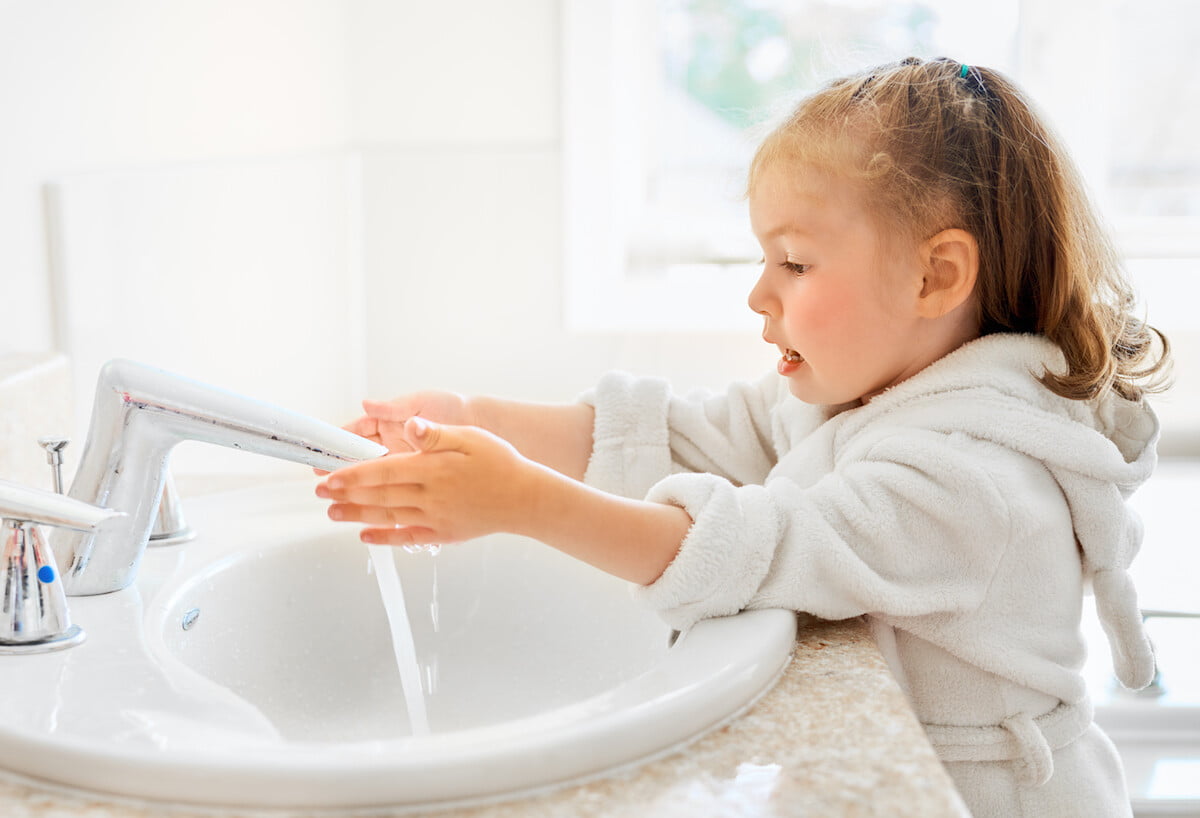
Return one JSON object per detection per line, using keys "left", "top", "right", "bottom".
{"left": 785, "top": 286, "right": 843, "bottom": 330}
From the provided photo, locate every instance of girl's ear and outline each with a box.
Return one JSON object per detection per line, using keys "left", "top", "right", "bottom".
{"left": 917, "top": 228, "right": 979, "bottom": 318}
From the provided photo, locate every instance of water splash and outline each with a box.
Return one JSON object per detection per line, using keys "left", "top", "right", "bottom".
{"left": 401, "top": 543, "right": 442, "bottom": 555}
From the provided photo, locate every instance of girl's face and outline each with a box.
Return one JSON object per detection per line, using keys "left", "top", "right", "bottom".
{"left": 747, "top": 163, "right": 930, "bottom": 405}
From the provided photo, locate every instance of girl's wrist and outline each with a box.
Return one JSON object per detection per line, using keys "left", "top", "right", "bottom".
{"left": 513, "top": 463, "right": 689, "bottom": 586}
{"left": 459, "top": 394, "right": 485, "bottom": 429}
{"left": 512, "top": 458, "right": 575, "bottom": 542}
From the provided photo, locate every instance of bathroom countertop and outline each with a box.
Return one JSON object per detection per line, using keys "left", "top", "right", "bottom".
{"left": 0, "top": 615, "right": 968, "bottom": 818}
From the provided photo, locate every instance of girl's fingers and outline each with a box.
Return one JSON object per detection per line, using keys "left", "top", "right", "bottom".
{"left": 318, "top": 481, "right": 423, "bottom": 507}
{"left": 321, "top": 453, "right": 417, "bottom": 492}
{"left": 360, "top": 525, "right": 441, "bottom": 546}
{"left": 362, "top": 398, "right": 412, "bottom": 421}
{"left": 403, "top": 417, "right": 479, "bottom": 455}
{"left": 327, "top": 502, "right": 426, "bottom": 527}
{"left": 343, "top": 415, "right": 380, "bottom": 438}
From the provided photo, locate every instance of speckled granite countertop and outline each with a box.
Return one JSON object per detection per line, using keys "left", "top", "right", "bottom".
{"left": 0, "top": 616, "right": 968, "bottom": 818}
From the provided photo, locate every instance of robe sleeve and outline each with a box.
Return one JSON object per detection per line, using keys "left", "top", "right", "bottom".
{"left": 632, "top": 429, "right": 1013, "bottom": 631}
{"left": 579, "top": 371, "right": 785, "bottom": 499}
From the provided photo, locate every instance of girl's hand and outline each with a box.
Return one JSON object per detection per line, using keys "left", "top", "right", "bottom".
{"left": 314, "top": 391, "right": 477, "bottom": 476}
{"left": 327, "top": 391, "right": 593, "bottom": 482}
{"left": 343, "top": 391, "right": 477, "bottom": 454}
{"left": 316, "top": 416, "right": 543, "bottom": 547}
{"left": 321, "top": 416, "right": 689, "bottom": 585}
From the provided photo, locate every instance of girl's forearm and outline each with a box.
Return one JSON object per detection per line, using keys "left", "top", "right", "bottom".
{"left": 518, "top": 462, "right": 690, "bottom": 586}
{"left": 470, "top": 396, "right": 595, "bottom": 481}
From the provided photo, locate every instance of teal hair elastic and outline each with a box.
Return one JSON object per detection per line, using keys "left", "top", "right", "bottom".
{"left": 956, "top": 62, "right": 993, "bottom": 105}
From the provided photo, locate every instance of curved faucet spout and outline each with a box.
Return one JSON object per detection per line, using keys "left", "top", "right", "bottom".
{"left": 52, "top": 359, "right": 387, "bottom": 596}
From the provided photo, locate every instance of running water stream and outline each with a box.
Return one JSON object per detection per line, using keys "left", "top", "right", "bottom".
{"left": 367, "top": 544, "right": 430, "bottom": 736}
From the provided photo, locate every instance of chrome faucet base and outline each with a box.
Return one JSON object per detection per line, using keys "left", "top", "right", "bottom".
{"left": 148, "top": 527, "right": 197, "bottom": 547}
{"left": 0, "top": 624, "right": 85, "bottom": 655}
{"left": 148, "top": 472, "right": 197, "bottom": 547}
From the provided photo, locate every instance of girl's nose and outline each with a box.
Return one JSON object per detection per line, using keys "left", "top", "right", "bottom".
{"left": 747, "top": 270, "right": 773, "bottom": 317}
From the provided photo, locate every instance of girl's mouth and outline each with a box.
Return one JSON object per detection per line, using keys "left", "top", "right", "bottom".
{"left": 778, "top": 348, "right": 803, "bottom": 376}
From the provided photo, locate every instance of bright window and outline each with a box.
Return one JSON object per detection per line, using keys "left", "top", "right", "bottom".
{"left": 562, "top": 0, "right": 1200, "bottom": 332}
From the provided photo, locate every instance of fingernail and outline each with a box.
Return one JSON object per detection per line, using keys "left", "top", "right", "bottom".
{"left": 315, "top": 484, "right": 329, "bottom": 498}
{"left": 361, "top": 530, "right": 379, "bottom": 543}
{"left": 328, "top": 506, "right": 343, "bottom": 521}
{"left": 409, "top": 416, "right": 429, "bottom": 437}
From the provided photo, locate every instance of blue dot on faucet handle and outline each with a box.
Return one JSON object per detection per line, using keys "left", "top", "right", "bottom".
{"left": 37, "top": 565, "right": 57, "bottom": 584}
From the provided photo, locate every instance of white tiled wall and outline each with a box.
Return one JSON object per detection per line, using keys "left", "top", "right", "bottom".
{"left": 0, "top": 354, "right": 71, "bottom": 490}
{"left": 0, "top": 0, "right": 350, "bottom": 357}
{"left": 344, "top": 0, "right": 560, "bottom": 146}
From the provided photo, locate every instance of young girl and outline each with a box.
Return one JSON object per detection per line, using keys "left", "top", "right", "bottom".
{"left": 316, "top": 57, "right": 1171, "bottom": 816}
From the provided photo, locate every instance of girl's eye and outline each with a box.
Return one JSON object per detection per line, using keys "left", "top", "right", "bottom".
{"left": 779, "top": 260, "right": 810, "bottom": 276}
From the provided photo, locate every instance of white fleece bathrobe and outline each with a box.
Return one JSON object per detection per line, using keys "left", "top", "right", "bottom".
{"left": 581, "top": 333, "right": 1158, "bottom": 818}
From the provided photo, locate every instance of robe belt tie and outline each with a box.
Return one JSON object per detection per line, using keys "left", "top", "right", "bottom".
{"left": 923, "top": 699, "right": 1094, "bottom": 788}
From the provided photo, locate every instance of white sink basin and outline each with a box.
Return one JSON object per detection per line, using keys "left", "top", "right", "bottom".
{"left": 0, "top": 480, "right": 796, "bottom": 810}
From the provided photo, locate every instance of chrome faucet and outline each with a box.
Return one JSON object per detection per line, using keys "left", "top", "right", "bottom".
{"left": 1, "top": 479, "right": 122, "bottom": 653}
{"left": 51, "top": 359, "right": 386, "bottom": 596}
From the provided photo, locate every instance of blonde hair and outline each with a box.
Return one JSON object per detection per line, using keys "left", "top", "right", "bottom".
{"left": 749, "top": 57, "right": 1170, "bottom": 402}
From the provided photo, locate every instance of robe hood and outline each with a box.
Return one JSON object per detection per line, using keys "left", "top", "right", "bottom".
{"left": 858, "top": 333, "right": 1160, "bottom": 689}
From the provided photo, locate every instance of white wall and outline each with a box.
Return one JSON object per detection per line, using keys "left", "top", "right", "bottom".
{"left": 0, "top": 0, "right": 349, "bottom": 350}
{"left": 342, "top": 0, "right": 771, "bottom": 403}
{"left": 0, "top": 0, "right": 771, "bottom": 449}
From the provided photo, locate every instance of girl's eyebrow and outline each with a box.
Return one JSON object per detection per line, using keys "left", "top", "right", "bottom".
{"left": 759, "top": 224, "right": 811, "bottom": 241}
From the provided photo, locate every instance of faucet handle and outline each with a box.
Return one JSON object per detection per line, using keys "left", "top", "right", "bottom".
{"left": 0, "top": 480, "right": 119, "bottom": 655}
{"left": 37, "top": 436, "right": 70, "bottom": 494}
{"left": 1, "top": 519, "right": 86, "bottom": 654}
{"left": 0, "top": 478, "right": 119, "bottom": 532}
